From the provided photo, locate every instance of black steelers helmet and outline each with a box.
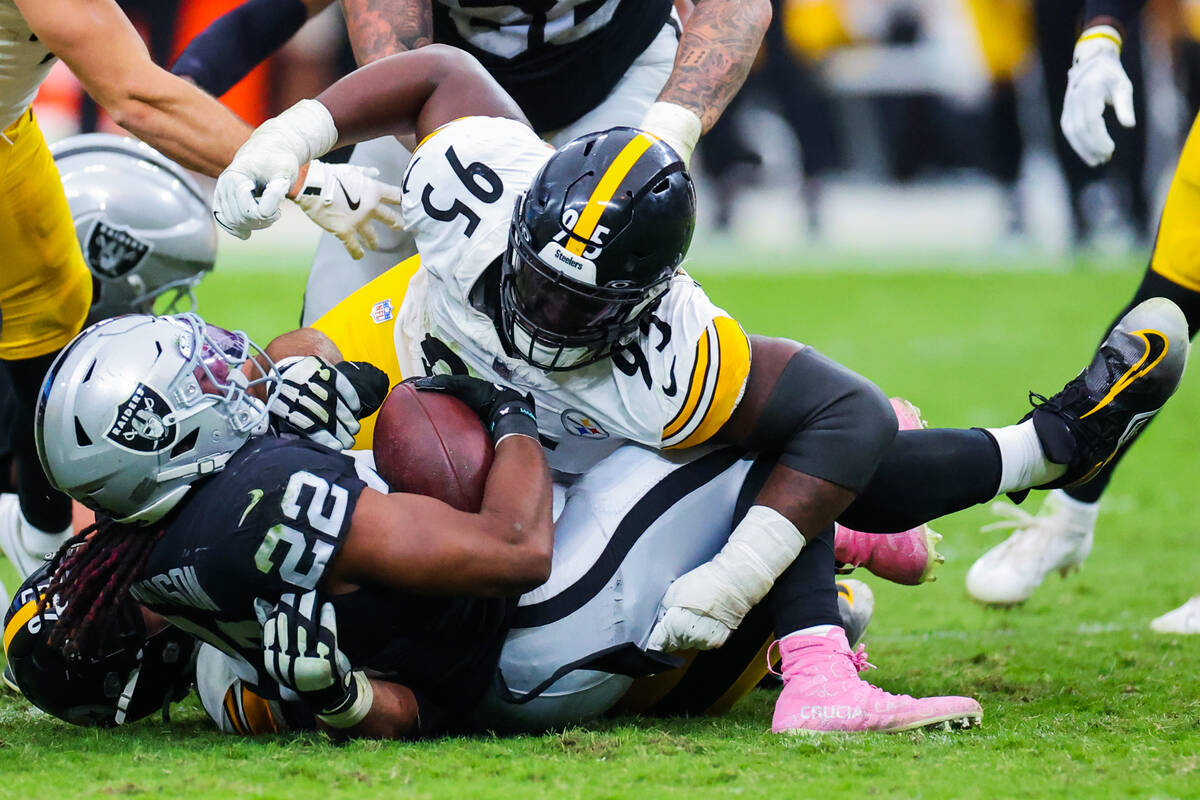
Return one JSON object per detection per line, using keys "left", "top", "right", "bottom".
{"left": 3, "top": 563, "right": 197, "bottom": 726}
{"left": 501, "top": 127, "right": 696, "bottom": 370}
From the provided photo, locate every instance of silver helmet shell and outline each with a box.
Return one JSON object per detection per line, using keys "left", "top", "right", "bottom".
{"left": 35, "top": 314, "right": 278, "bottom": 524}
{"left": 51, "top": 133, "right": 217, "bottom": 323}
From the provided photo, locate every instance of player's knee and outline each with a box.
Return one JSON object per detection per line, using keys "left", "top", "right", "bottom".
{"left": 841, "top": 374, "right": 897, "bottom": 463}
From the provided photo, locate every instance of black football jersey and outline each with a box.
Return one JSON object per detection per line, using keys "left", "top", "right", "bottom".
{"left": 132, "top": 435, "right": 513, "bottom": 723}
{"left": 432, "top": 0, "right": 674, "bottom": 131}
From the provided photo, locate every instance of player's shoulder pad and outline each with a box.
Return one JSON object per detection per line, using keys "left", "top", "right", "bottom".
{"left": 657, "top": 274, "right": 751, "bottom": 450}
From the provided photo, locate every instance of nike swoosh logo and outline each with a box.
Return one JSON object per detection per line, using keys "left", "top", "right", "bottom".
{"left": 662, "top": 356, "right": 678, "bottom": 397}
{"left": 1081, "top": 329, "right": 1169, "bottom": 418}
{"left": 238, "top": 489, "right": 264, "bottom": 527}
{"left": 337, "top": 180, "right": 361, "bottom": 211}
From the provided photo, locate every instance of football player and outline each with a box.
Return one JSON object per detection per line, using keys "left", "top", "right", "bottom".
{"left": 165, "top": 0, "right": 772, "bottom": 324}
{"left": 966, "top": 0, "right": 1200, "bottom": 631}
{"left": 213, "top": 44, "right": 1189, "bottom": 732}
{"left": 0, "top": 0, "right": 403, "bottom": 604}
{"left": 0, "top": 133, "right": 218, "bottom": 594}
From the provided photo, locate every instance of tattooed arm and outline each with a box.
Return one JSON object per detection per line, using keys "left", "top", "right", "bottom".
{"left": 340, "top": 0, "right": 432, "bottom": 65}
{"left": 659, "top": 0, "right": 770, "bottom": 130}
{"left": 641, "top": 0, "right": 770, "bottom": 165}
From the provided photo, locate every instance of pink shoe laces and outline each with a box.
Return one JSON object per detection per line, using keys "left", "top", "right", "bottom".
{"left": 766, "top": 637, "right": 877, "bottom": 677}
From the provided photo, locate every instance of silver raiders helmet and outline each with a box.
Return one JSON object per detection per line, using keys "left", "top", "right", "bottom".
{"left": 51, "top": 133, "right": 217, "bottom": 323}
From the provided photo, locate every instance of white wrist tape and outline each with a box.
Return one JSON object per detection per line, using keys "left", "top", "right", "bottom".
{"left": 676, "top": 505, "right": 805, "bottom": 628}
{"left": 256, "top": 99, "right": 339, "bottom": 166}
{"left": 316, "top": 672, "right": 374, "bottom": 729}
{"left": 640, "top": 102, "right": 702, "bottom": 168}
{"left": 1075, "top": 25, "right": 1122, "bottom": 57}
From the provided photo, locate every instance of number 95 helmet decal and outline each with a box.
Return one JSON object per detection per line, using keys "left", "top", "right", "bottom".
{"left": 35, "top": 313, "right": 279, "bottom": 524}
{"left": 500, "top": 127, "right": 696, "bottom": 371}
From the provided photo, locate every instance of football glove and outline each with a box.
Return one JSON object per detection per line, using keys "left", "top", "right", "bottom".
{"left": 271, "top": 356, "right": 386, "bottom": 450}
{"left": 293, "top": 161, "right": 404, "bottom": 260}
{"left": 213, "top": 99, "right": 337, "bottom": 239}
{"left": 259, "top": 591, "right": 373, "bottom": 728}
{"left": 407, "top": 374, "right": 539, "bottom": 443}
{"left": 1061, "top": 25, "right": 1136, "bottom": 167}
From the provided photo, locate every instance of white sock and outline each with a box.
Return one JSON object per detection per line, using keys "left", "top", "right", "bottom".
{"left": 781, "top": 624, "right": 837, "bottom": 642}
{"left": 1047, "top": 489, "right": 1100, "bottom": 527}
{"left": 986, "top": 420, "right": 1068, "bottom": 495}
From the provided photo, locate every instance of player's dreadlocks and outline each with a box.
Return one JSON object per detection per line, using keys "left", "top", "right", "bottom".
{"left": 42, "top": 515, "right": 164, "bottom": 660}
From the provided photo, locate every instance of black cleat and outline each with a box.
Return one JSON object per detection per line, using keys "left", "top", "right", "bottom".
{"left": 1022, "top": 298, "right": 1189, "bottom": 492}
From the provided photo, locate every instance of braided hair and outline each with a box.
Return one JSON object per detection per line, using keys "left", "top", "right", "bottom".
{"left": 42, "top": 516, "right": 165, "bottom": 660}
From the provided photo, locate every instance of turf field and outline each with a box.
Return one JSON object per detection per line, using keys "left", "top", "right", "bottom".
{"left": 3, "top": 252, "right": 1199, "bottom": 799}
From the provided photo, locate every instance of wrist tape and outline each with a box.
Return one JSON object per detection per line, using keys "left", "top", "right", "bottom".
{"left": 316, "top": 671, "right": 374, "bottom": 729}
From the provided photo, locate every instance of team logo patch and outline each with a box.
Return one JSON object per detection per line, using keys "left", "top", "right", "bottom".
{"left": 370, "top": 299, "right": 393, "bottom": 324}
{"left": 561, "top": 409, "right": 608, "bottom": 439}
{"left": 85, "top": 220, "right": 152, "bottom": 278}
{"left": 106, "top": 383, "right": 177, "bottom": 453}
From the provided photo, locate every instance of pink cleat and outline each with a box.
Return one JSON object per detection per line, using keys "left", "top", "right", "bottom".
{"left": 770, "top": 628, "right": 982, "bottom": 734}
{"left": 834, "top": 398, "right": 943, "bottom": 585}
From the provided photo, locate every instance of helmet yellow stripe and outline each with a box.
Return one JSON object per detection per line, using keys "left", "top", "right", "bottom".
{"left": 565, "top": 133, "right": 657, "bottom": 256}
{"left": 3, "top": 599, "right": 40, "bottom": 655}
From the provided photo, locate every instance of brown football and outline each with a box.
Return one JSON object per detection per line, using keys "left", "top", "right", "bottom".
{"left": 372, "top": 382, "right": 494, "bottom": 512}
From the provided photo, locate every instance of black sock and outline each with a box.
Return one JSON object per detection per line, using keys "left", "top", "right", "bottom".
{"left": 768, "top": 525, "right": 841, "bottom": 637}
{"left": 1065, "top": 269, "right": 1200, "bottom": 504}
{"left": 3, "top": 354, "right": 72, "bottom": 532}
{"left": 838, "top": 428, "right": 1001, "bottom": 532}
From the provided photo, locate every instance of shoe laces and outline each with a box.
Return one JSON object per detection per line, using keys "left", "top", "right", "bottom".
{"left": 766, "top": 638, "right": 877, "bottom": 678}
{"left": 980, "top": 500, "right": 1039, "bottom": 535}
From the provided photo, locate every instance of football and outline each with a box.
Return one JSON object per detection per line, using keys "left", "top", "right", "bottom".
{"left": 371, "top": 381, "right": 494, "bottom": 512}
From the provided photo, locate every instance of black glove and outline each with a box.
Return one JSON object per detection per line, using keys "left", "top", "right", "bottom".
{"left": 334, "top": 360, "right": 389, "bottom": 419}
{"left": 408, "top": 374, "right": 539, "bottom": 442}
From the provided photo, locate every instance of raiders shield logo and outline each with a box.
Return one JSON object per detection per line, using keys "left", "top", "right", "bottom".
{"left": 106, "top": 383, "right": 177, "bottom": 453}
{"left": 85, "top": 220, "right": 151, "bottom": 279}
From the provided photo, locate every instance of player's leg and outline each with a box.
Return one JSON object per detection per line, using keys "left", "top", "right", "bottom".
{"left": 0, "top": 110, "right": 91, "bottom": 579}
{"left": 837, "top": 295, "right": 1188, "bottom": 537}
{"left": 302, "top": 136, "right": 418, "bottom": 326}
{"left": 968, "top": 111, "right": 1200, "bottom": 609}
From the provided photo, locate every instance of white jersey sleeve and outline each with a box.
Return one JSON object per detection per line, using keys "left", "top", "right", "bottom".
{"left": 399, "top": 116, "right": 553, "bottom": 299}
{"left": 647, "top": 273, "right": 752, "bottom": 450}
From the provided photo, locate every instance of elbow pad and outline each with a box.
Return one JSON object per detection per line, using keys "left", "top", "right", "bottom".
{"left": 743, "top": 348, "right": 895, "bottom": 492}
{"left": 172, "top": 0, "right": 308, "bottom": 97}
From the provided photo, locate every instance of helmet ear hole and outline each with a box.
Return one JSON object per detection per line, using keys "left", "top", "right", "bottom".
{"left": 652, "top": 178, "right": 670, "bottom": 194}
{"left": 74, "top": 418, "right": 93, "bottom": 447}
{"left": 169, "top": 428, "right": 200, "bottom": 459}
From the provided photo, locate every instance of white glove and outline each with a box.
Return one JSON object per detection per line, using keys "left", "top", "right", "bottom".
{"left": 1061, "top": 26, "right": 1136, "bottom": 167}
{"left": 270, "top": 355, "right": 361, "bottom": 450}
{"left": 293, "top": 160, "right": 404, "bottom": 260}
{"left": 646, "top": 506, "right": 807, "bottom": 653}
{"left": 213, "top": 99, "right": 339, "bottom": 239}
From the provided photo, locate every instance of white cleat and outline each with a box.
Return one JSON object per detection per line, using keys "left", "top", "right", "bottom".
{"left": 0, "top": 493, "right": 71, "bottom": 579}
{"left": 965, "top": 490, "right": 1097, "bottom": 606}
{"left": 1150, "top": 596, "right": 1200, "bottom": 634}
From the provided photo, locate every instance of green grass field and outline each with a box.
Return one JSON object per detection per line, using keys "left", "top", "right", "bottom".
{"left": 3, "top": 253, "right": 1199, "bottom": 799}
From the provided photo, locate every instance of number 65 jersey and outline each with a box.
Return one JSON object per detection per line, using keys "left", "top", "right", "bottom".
{"left": 396, "top": 116, "right": 752, "bottom": 476}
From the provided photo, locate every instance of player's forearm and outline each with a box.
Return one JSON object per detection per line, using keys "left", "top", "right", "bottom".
{"left": 340, "top": 0, "right": 432, "bottom": 65}
{"left": 476, "top": 435, "right": 554, "bottom": 591}
{"left": 656, "top": 0, "right": 771, "bottom": 132}
{"left": 321, "top": 679, "right": 419, "bottom": 740}
{"left": 84, "top": 70, "right": 250, "bottom": 177}
{"left": 172, "top": 0, "right": 311, "bottom": 97}
{"left": 317, "top": 45, "right": 527, "bottom": 147}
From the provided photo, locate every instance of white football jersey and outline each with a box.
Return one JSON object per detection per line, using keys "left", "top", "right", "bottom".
{"left": 0, "top": 0, "right": 56, "bottom": 129}
{"left": 395, "top": 117, "right": 751, "bottom": 475}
